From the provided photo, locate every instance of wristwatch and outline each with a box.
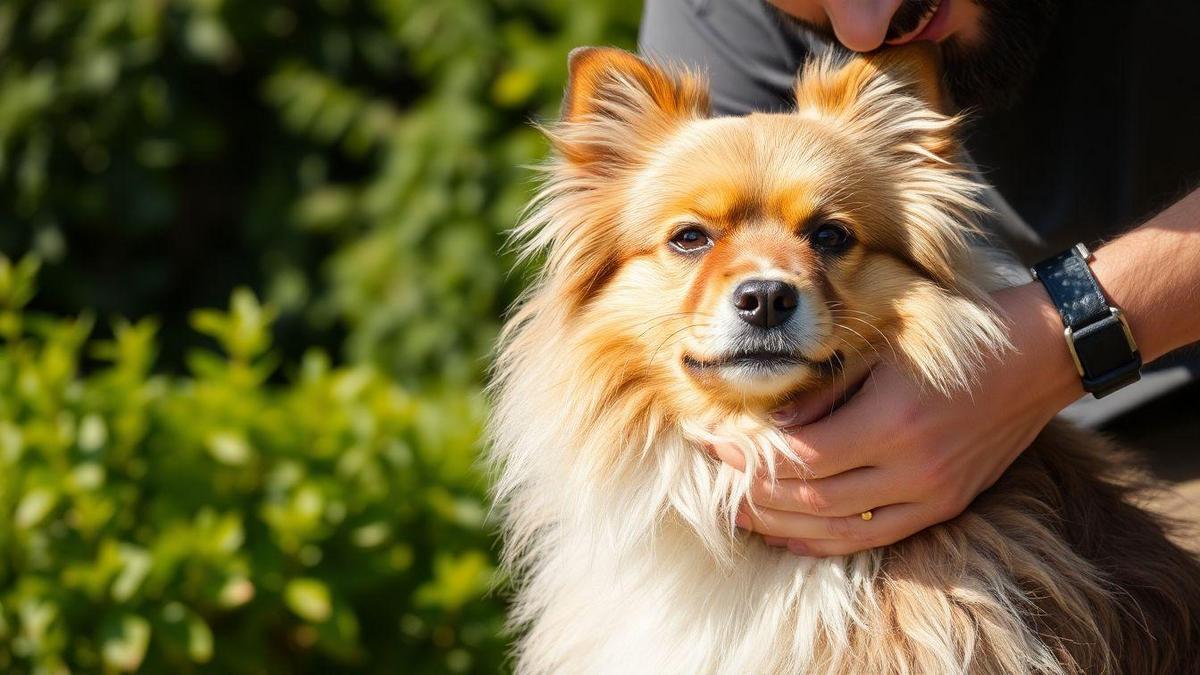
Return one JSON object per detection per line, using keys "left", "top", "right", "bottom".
{"left": 1030, "top": 243, "right": 1142, "bottom": 399}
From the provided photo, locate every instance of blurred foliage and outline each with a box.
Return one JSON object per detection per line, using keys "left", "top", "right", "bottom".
{"left": 0, "top": 0, "right": 640, "bottom": 384}
{"left": 0, "top": 254, "right": 499, "bottom": 667}
{"left": 0, "top": 0, "right": 641, "bottom": 672}
{"left": 0, "top": 255, "right": 502, "bottom": 673}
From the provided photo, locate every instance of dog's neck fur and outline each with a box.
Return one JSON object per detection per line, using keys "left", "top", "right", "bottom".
{"left": 490, "top": 293, "right": 1112, "bottom": 674}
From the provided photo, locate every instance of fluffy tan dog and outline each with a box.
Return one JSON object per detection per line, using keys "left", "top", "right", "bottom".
{"left": 489, "top": 44, "right": 1200, "bottom": 674}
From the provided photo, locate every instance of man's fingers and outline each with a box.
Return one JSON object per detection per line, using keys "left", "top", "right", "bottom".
{"left": 772, "top": 372, "right": 911, "bottom": 478}
{"left": 779, "top": 503, "right": 937, "bottom": 557}
{"left": 710, "top": 368, "right": 907, "bottom": 479}
{"left": 708, "top": 441, "right": 747, "bottom": 471}
{"left": 786, "top": 537, "right": 874, "bottom": 558}
{"left": 710, "top": 396, "right": 880, "bottom": 480}
{"left": 769, "top": 365, "right": 870, "bottom": 429}
{"left": 749, "top": 468, "right": 895, "bottom": 516}
{"left": 738, "top": 501, "right": 932, "bottom": 548}
{"left": 711, "top": 436, "right": 862, "bottom": 480}
{"left": 771, "top": 400, "right": 876, "bottom": 478}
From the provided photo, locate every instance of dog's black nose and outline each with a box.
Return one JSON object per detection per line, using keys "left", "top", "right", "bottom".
{"left": 732, "top": 279, "right": 798, "bottom": 329}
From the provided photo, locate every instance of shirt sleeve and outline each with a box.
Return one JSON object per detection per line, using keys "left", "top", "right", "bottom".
{"left": 638, "top": 0, "right": 813, "bottom": 116}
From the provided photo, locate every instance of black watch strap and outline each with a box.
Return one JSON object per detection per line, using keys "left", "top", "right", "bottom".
{"left": 1031, "top": 243, "right": 1142, "bottom": 399}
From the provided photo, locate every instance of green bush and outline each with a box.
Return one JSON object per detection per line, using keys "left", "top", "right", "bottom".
{"left": 0, "top": 0, "right": 640, "bottom": 383}
{"left": 0, "top": 0, "right": 642, "bottom": 671}
{"left": 0, "top": 255, "right": 503, "bottom": 673}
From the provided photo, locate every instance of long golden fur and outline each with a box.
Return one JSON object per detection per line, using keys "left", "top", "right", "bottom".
{"left": 488, "top": 44, "right": 1200, "bottom": 674}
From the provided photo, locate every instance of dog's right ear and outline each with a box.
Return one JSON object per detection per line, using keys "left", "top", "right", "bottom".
{"left": 554, "top": 47, "right": 709, "bottom": 169}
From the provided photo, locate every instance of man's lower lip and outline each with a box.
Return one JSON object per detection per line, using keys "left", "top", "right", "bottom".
{"left": 914, "top": 0, "right": 952, "bottom": 42}
{"left": 888, "top": 0, "right": 951, "bottom": 45}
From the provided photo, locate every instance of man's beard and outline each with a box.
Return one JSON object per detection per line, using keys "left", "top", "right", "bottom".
{"left": 940, "top": 0, "right": 1059, "bottom": 110}
{"left": 778, "top": 0, "right": 1060, "bottom": 111}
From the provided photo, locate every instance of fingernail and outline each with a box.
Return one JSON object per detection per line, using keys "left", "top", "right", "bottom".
{"left": 787, "top": 540, "right": 810, "bottom": 556}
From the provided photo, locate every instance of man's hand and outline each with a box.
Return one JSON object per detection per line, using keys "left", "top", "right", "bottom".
{"left": 715, "top": 283, "right": 1084, "bottom": 557}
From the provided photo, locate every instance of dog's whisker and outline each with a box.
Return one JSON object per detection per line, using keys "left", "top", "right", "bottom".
{"left": 828, "top": 332, "right": 874, "bottom": 373}
{"left": 828, "top": 307, "right": 882, "bottom": 320}
{"left": 831, "top": 349, "right": 849, "bottom": 418}
{"left": 832, "top": 322, "right": 883, "bottom": 362}
{"left": 633, "top": 312, "right": 715, "bottom": 339}
{"left": 830, "top": 313, "right": 898, "bottom": 360}
{"left": 630, "top": 311, "right": 714, "bottom": 329}
{"left": 649, "top": 323, "right": 710, "bottom": 364}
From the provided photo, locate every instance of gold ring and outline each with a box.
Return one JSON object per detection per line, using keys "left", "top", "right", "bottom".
{"left": 860, "top": 510, "right": 873, "bottom": 521}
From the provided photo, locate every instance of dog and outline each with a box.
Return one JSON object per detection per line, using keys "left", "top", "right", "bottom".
{"left": 488, "top": 44, "right": 1200, "bottom": 674}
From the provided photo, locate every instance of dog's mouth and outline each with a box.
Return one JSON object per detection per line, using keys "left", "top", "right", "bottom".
{"left": 682, "top": 349, "right": 843, "bottom": 376}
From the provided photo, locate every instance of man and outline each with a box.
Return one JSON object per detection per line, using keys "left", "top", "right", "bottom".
{"left": 640, "top": 0, "right": 1200, "bottom": 556}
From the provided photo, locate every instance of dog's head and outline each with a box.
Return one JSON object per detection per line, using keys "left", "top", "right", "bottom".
{"left": 513, "top": 45, "right": 1006, "bottom": 417}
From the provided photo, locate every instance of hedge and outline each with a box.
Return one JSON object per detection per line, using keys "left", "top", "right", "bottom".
{"left": 0, "top": 0, "right": 639, "bottom": 382}
{"left": 0, "top": 0, "right": 642, "bottom": 671}
{"left": 0, "top": 256, "right": 504, "bottom": 672}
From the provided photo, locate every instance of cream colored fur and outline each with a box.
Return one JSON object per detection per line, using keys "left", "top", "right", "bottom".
{"left": 487, "top": 47, "right": 1161, "bottom": 674}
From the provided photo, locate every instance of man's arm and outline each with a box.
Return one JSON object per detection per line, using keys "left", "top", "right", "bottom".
{"left": 720, "top": 188, "right": 1200, "bottom": 557}
{"left": 1093, "top": 188, "right": 1200, "bottom": 363}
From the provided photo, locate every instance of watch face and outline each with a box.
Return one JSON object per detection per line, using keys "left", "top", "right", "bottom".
{"left": 1035, "top": 246, "right": 1142, "bottom": 398}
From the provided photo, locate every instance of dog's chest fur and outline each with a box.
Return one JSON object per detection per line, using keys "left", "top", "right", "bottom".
{"left": 521, "top": 522, "right": 870, "bottom": 674}
{"left": 496, "top": 419, "right": 1200, "bottom": 675}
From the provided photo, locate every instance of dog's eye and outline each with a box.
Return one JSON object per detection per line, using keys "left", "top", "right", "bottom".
{"left": 669, "top": 227, "right": 712, "bottom": 253}
{"left": 811, "top": 222, "right": 852, "bottom": 252}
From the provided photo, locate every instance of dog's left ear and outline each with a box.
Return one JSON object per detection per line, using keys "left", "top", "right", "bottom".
{"left": 795, "top": 42, "right": 953, "bottom": 155}
{"left": 553, "top": 47, "right": 709, "bottom": 170}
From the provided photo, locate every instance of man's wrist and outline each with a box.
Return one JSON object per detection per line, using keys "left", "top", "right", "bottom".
{"left": 1030, "top": 244, "right": 1143, "bottom": 398}
{"left": 1090, "top": 244, "right": 1161, "bottom": 362}
{"left": 996, "top": 282, "right": 1085, "bottom": 412}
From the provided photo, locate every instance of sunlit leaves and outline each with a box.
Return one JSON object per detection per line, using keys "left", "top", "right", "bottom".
{"left": 285, "top": 577, "right": 332, "bottom": 623}
{"left": 0, "top": 270, "right": 506, "bottom": 672}
{"left": 0, "top": 0, "right": 642, "bottom": 671}
{"left": 100, "top": 612, "right": 150, "bottom": 672}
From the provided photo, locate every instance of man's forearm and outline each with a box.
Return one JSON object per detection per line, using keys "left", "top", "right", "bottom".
{"left": 1091, "top": 187, "right": 1200, "bottom": 363}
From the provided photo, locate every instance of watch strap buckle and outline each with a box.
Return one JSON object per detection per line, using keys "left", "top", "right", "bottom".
{"left": 1064, "top": 307, "right": 1142, "bottom": 398}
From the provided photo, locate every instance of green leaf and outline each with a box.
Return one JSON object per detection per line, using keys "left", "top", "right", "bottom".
{"left": 217, "top": 576, "right": 256, "bottom": 609}
{"left": 285, "top": 578, "right": 332, "bottom": 623}
{"left": 14, "top": 487, "right": 57, "bottom": 529}
{"left": 492, "top": 67, "right": 537, "bottom": 106}
{"left": 160, "top": 603, "right": 214, "bottom": 664}
{"left": 77, "top": 413, "right": 107, "bottom": 452}
{"left": 100, "top": 613, "right": 151, "bottom": 672}
{"left": 206, "top": 430, "right": 253, "bottom": 466}
{"left": 414, "top": 551, "right": 494, "bottom": 612}
{"left": 111, "top": 545, "right": 151, "bottom": 602}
